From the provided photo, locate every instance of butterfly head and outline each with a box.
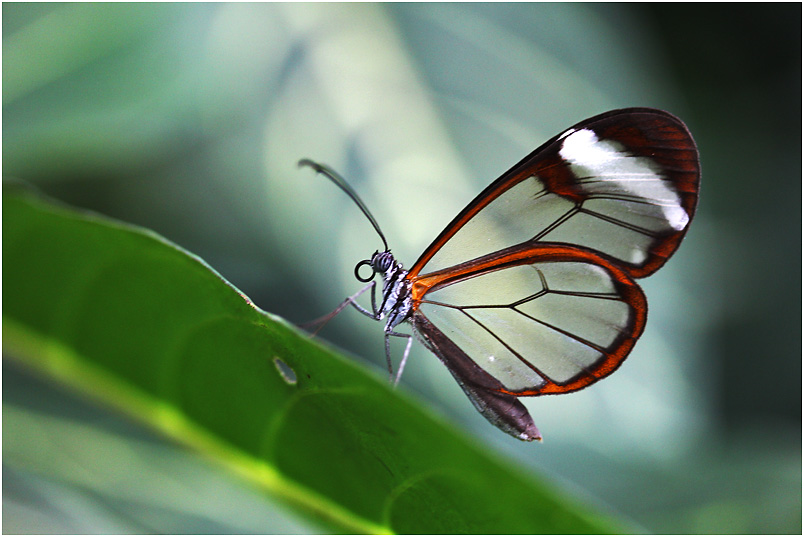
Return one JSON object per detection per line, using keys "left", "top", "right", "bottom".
{"left": 355, "top": 250, "right": 396, "bottom": 282}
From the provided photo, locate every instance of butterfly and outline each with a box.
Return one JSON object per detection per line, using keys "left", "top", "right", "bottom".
{"left": 301, "top": 108, "right": 700, "bottom": 441}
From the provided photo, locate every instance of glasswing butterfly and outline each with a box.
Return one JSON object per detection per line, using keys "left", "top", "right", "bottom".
{"left": 301, "top": 108, "right": 700, "bottom": 441}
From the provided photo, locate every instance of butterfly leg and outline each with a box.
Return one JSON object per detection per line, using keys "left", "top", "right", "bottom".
{"left": 300, "top": 281, "right": 376, "bottom": 334}
{"left": 384, "top": 330, "right": 413, "bottom": 386}
{"left": 349, "top": 279, "right": 380, "bottom": 320}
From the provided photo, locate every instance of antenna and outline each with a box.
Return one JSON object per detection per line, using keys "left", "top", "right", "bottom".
{"left": 298, "top": 159, "right": 390, "bottom": 251}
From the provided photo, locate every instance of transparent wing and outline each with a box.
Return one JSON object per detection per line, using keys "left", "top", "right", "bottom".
{"left": 410, "top": 243, "right": 646, "bottom": 395}
{"left": 411, "top": 310, "right": 542, "bottom": 441}
{"left": 408, "top": 108, "right": 700, "bottom": 280}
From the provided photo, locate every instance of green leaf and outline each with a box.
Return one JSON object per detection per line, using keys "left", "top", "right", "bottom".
{"left": 3, "top": 185, "right": 625, "bottom": 534}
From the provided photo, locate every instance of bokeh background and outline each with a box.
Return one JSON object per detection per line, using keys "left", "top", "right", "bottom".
{"left": 3, "top": 3, "right": 800, "bottom": 534}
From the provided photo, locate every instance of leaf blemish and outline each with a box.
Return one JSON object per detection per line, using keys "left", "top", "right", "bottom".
{"left": 273, "top": 357, "right": 297, "bottom": 385}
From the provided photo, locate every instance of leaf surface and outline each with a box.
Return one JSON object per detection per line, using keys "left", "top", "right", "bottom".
{"left": 3, "top": 186, "right": 624, "bottom": 534}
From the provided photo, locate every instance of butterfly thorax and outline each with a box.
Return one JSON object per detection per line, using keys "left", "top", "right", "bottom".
{"left": 362, "top": 250, "right": 413, "bottom": 330}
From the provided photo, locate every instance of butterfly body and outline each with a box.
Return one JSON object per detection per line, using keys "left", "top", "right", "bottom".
{"left": 367, "top": 251, "right": 412, "bottom": 331}
{"left": 302, "top": 108, "right": 700, "bottom": 442}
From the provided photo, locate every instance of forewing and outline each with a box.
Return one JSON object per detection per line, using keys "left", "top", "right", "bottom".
{"left": 410, "top": 243, "right": 646, "bottom": 395}
{"left": 409, "top": 108, "right": 700, "bottom": 280}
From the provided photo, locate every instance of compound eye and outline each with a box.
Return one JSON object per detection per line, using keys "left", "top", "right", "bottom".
{"left": 376, "top": 258, "right": 389, "bottom": 272}
{"left": 354, "top": 259, "right": 375, "bottom": 282}
{"left": 373, "top": 251, "right": 395, "bottom": 272}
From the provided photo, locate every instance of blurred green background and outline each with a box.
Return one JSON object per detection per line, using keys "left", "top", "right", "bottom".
{"left": 3, "top": 3, "right": 800, "bottom": 534}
